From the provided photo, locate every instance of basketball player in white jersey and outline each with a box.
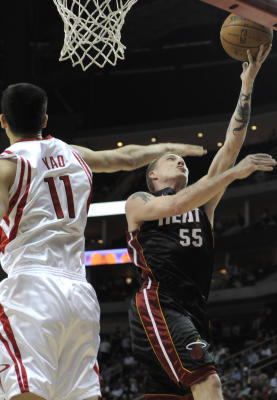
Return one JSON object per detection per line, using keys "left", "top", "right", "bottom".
{"left": 0, "top": 83, "right": 207, "bottom": 400}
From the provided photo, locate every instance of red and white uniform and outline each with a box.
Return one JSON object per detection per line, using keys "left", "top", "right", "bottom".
{"left": 0, "top": 136, "right": 101, "bottom": 400}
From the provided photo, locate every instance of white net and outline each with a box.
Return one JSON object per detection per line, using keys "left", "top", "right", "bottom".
{"left": 52, "top": 0, "right": 138, "bottom": 70}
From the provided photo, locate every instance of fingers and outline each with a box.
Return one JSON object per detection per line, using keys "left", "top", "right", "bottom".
{"left": 255, "top": 43, "right": 272, "bottom": 64}
{"left": 251, "top": 153, "right": 274, "bottom": 159}
{"left": 246, "top": 43, "right": 271, "bottom": 66}
{"left": 186, "top": 145, "right": 207, "bottom": 156}
{"left": 256, "top": 44, "right": 265, "bottom": 61}
{"left": 247, "top": 49, "right": 254, "bottom": 64}
{"left": 252, "top": 157, "right": 276, "bottom": 166}
{"left": 260, "top": 43, "right": 272, "bottom": 62}
{"left": 192, "top": 149, "right": 207, "bottom": 156}
{"left": 250, "top": 154, "right": 277, "bottom": 168}
{"left": 242, "top": 61, "right": 248, "bottom": 71}
{"left": 256, "top": 165, "right": 274, "bottom": 172}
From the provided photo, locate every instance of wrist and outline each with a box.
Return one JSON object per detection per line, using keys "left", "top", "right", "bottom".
{"left": 241, "top": 81, "right": 254, "bottom": 94}
{"left": 227, "top": 165, "right": 239, "bottom": 181}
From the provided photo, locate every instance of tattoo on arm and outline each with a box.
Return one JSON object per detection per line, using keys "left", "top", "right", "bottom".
{"left": 131, "top": 192, "right": 152, "bottom": 204}
{"left": 233, "top": 92, "right": 251, "bottom": 135}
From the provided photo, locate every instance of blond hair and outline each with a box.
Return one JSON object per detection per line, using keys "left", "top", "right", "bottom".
{"left": 146, "top": 155, "right": 163, "bottom": 192}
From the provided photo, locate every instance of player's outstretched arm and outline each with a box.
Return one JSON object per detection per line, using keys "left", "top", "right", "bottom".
{"left": 126, "top": 154, "right": 276, "bottom": 231}
{"left": 0, "top": 159, "right": 16, "bottom": 220}
{"left": 203, "top": 44, "right": 271, "bottom": 222}
{"left": 71, "top": 143, "right": 207, "bottom": 173}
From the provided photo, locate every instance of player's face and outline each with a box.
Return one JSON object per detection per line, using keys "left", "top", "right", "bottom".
{"left": 154, "top": 153, "right": 189, "bottom": 186}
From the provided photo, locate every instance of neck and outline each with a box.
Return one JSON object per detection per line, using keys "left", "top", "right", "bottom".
{"left": 154, "top": 179, "right": 186, "bottom": 193}
{"left": 8, "top": 131, "right": 42, "bottom": 145}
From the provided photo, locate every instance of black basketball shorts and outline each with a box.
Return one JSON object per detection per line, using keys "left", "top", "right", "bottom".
{"left": 129, "top": 280, "right": 217, "bottom": 397}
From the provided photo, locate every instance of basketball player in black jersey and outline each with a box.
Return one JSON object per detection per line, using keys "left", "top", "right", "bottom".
{"left": 125, "top": 45, "right": 274, "bottom": 400}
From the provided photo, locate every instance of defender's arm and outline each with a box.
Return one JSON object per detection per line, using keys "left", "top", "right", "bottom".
{"left": 71, "top": 143, "right": 207, "bottom": 173}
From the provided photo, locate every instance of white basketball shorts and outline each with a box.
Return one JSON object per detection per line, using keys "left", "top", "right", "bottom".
{"left": 0, "top": 273, "right": 101, "bottom": 400}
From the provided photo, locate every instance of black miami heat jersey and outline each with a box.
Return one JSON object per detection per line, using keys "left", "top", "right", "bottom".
{"left": 127, "top": 187, "right": 214, "bottom": 310}
{"left": 127, "top": 187, "right": 216, "bottom": 394}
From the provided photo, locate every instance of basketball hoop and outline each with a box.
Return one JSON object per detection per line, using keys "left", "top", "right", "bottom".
{"left": 52, "top": 0, "right": 138, "bottom": 70}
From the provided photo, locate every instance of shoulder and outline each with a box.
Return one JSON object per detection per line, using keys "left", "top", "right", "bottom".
{"left": 126, "top": 191, "right": 153, "bottom": 208}
{"left": 0, "top": 158, "right": 17, "bottom": 189}
{"left": 127, "top": 191, "right": 154, "bottom": 203}
{"left": 126, "top": 191, "right": 153, "bottom": 231}
{"left": 125, "top": 191, "right": 154, "bottom": 218}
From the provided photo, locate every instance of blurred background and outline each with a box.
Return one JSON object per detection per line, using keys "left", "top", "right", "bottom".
{"left": 0, "top": 1, "right": 277, "bottom": 399}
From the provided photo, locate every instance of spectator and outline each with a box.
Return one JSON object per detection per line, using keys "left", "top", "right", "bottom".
{"left": 260, "top": 345, "right": 272, "bottom": 358}
{"left": 247, "top": 350, "right": 260, "bottom": 365}
{"left": 270, "top": 372, "right": 277, "bottom": 392}
{"left": 99, "top": 334, "right": 111, "bottom": 363}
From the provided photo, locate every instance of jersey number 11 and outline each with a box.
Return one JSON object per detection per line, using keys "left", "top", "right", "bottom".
{"left": 44, "top": 176, "right": 75, "bottom": 219}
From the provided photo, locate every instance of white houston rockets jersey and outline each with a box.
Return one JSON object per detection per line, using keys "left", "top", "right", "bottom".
{"left": 0, "top": 135, "right": 93, "bottom": 279}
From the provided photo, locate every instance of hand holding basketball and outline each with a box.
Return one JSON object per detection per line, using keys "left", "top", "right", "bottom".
{"left": 220, "top": 14, "right": 273, "bottom": 62}
{"left": 240, "top": 44, "right": 272, "bottom": 87}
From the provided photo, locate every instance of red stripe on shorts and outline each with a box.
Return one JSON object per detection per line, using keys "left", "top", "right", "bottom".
{"left": 136, "top": 279, "right": 180, "bottom": 384}
{"left": 0, "top": 304, "right": 29, "bottom": 392}
{"left": 0, "top": 227, "right": 8, "bottom": 254}
{"left": 136, "top": 278, "right": 216, "bottom": 387}
{"left": 93, "top": 362, "right": 102, "bottom": 400}
{"left": 0, "top": 332, "right": 25, "bottom": 392}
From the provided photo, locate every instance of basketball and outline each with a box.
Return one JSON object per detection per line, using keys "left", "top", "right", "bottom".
{"left": 220, "top": 13, "right": 273, "bottom": 61}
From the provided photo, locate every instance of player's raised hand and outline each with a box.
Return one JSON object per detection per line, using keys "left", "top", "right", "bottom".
{"left": 240, "top": 44, "right": 272, "bottom": 85}
{"left": 234, "top": 153, "right": 276, "bottom": 179}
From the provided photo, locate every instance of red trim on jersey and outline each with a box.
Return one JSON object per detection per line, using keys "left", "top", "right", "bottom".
{"left": 127, "top": 231, "right": 155, "bottom": 280}
{"left": 0, "top": 150, "right": 14, "bottom": 157}
{"left": 9, "top": 159, "right": 32, "bottom": 242}
{"left": 144, "top": 395, "right": 193, "bottom": 400}
{"left": 73, "top": 152, "right": 92, "bottom": 184}
{"left": 73, "top": 151, "right": 93, "bottom": 212}
{"left": 73, "top": 150, "right": 91, "bottom": 179}
{"left": 136, "top": 279, "right": 216, "bottom": 387}
{"left": 0, "top": 304, "right": 29, "bottom": 392}
{"left": 14, "top": 135, "right": 53, "bottom": 144}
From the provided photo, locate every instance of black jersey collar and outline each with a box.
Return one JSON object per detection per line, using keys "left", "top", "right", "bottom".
{"left": 152, "top": 187, "right": 176, "bottom": 197}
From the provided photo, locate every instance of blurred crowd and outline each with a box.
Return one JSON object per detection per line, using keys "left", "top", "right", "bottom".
{"left": 98, "top": 322, "right": 277, "bottom": 400}
{"left": 98, "top": 328, "right": 144, "bottom": 400}
{"left": 214, "top": 208, "right": 277, "bottom": 239}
